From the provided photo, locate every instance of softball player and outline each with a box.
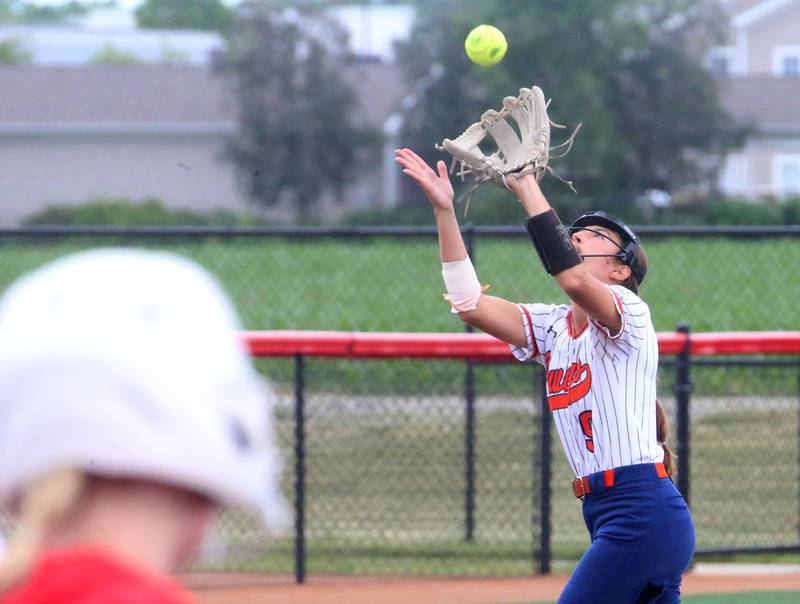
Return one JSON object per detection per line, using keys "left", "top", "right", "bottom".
{"left": 0, "top": 250, "right": 287, "bottom": 603}
{"left": 396, "top": 148, "right": 695, "bottom": 603}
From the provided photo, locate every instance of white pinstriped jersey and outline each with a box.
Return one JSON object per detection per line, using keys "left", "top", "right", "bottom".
{"left": 510, "top": 285, "right": 663, "bottom": 478}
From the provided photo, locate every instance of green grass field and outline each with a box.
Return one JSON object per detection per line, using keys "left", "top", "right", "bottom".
{"left": 512, "top": 593, "right": 800, "bottom": 604}
{"left": 0, "top": 235, "right": 797, "bottom": 333}
{"left": 680, "top": 594, "right": 800, "bottom": 603}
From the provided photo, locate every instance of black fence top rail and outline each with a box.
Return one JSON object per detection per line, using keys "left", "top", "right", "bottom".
{"left": 1, "top": 225, "right": 800, "bottom": 238}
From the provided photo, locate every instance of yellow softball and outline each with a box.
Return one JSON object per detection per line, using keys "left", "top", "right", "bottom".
{"left": 464, "top": 24, "right": 507, "bottom": 67}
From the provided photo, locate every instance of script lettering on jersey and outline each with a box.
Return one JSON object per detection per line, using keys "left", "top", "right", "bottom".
{"left": 545, "top": 355, "right": 593, "bottom": 411}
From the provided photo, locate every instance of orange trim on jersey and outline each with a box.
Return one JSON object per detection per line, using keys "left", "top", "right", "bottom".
{"left": 566, "top": 310, "right": 589, "bottom": 339}
{"left": 655, "top": 462, "right": 669, "bottom": 478}
{"left": 591, "top": 288, "right": 626, "bottom": 340}
{"left": 603, "top": 469, "right": 615, "bottom": 488}
{"left": 517, "top": 304, "right": 540, "bottom": 357}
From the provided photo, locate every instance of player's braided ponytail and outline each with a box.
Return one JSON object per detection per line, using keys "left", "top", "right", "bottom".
{"left": 655, "top": 400, "right": 676, "bottom": 476}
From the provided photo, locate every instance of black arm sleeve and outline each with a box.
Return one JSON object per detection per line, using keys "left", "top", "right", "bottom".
{"left": 524, "top": 210, "right": 582, "bottom": 275}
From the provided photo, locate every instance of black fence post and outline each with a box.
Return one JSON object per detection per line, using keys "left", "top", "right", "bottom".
{"left": 537, "top": 369, "right": 552, "bottom": 574}
{"left": 294, "top": 354, "right": 307, "bottom": 584}
{"left": 464, "top": 225, "right": 476, "bottom": 542}
{"left": 465, "top": 360, "right": 476, "bottom": 542}
{"left": 674, "top": 324, "right": 692, "bottom": 506}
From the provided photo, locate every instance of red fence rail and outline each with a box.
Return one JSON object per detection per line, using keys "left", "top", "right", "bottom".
{"left": 243, "top": 330, "right": 800, "bottom": 359}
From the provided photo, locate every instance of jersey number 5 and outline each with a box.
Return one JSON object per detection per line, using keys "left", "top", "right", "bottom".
{"left": 578, "top": 410, "right": 594, "bottom": 453}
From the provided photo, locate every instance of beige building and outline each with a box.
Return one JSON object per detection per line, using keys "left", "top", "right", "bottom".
{"left": 0, "top": 64, "right": 405, "bottom": 225}
{"left": 712, "top": 0, "right": 800, "bottom": 198}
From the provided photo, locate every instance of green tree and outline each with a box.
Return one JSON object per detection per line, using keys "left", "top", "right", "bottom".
{"left": 89, "top": 43, "right": 142, "bottom": 65}
{"left": 135, "top": 0, "right": 233, "bottom": 32}
{"left": 159, "top": 40, "right": 190, "bottom": 64}
{"left": 0, "top": 1, "right": 111, "bottom": 24}
{"left": 256, "top": 0, "right": 411, "bottom": 6}
{"left": 396, "top": 0, "right": 742, "bottom": 207}
{"left": 215, "top": 1, "right": 378, "bottom": 222}
{"left": 0, "top": 37, "right": 31, "bottom": 64}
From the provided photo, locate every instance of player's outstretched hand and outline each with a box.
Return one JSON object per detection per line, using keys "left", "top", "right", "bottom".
{"left": 395, "top": 148, "right": 454, "bottom": 213}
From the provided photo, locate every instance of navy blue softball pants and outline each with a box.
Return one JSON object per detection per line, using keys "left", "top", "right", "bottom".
{"left": 558, "top": 463, "right": 696, "bottom": 604}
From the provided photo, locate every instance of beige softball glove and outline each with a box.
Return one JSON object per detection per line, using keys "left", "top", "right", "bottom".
{"left": 436, "top": 85, "right": 581, "bottom": 214}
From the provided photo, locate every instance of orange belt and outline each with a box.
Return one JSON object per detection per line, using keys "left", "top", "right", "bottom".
{"left": 572, "top": 462, "right": 669, "bottom": 499}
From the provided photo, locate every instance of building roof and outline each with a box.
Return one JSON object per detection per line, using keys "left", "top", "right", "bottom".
{"left": 718, "top": 76, "right": 800, "bottom": 133}
{"left": 0, "top": 24, "right": 223, "bottom": 66}
{"left": 0, "top": 63, "right": 405, "bottom": 131}
{"left": 720, "top": 0, "right": 767, "bottom": 16}
{"left": 0, "top": 65, "right": 231, "bottom": 125}
{"left": 730, "top": 0, "right": 799, "bottom": 28}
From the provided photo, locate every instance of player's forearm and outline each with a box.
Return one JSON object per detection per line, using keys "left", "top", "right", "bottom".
{"left": 434, "top": 206, "right": 469, "bottom": 262}
{"left": 510, "top": 174, "right": 551, "bottom": 217}
{"left": 556, "top": 266, "right": 623, "bottom": 333}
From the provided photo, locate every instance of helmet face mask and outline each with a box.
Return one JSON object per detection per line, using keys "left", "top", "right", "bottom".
{"left": 569, "top": 211, "right": 646, "bottom": 286}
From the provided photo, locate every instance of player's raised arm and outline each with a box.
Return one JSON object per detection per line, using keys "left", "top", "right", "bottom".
{"left": 394, "top": 148, "right": 527, "bottom": 348}
{"left": 507, "top": 173, "right": 626, "bottom": 335}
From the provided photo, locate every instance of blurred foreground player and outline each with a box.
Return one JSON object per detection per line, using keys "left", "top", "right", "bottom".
{"left": 0, "top": 249, "right": 287, "bottom": 604}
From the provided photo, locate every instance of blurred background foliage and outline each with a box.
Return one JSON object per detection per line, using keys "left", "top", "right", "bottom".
{"left": 0, "top": 0, "right": 112, "bottom": 24}
{"left": 214, "top": 1, "right": 381, "bottom": 222}
{"left": 134, "top": 0, "right": 234, "bottom": 32}
{"left": 393, "top": 0, "right": 744, "bottom": 210}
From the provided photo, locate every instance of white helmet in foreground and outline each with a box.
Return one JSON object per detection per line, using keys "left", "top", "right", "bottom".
{"left": 0, "top": 249, "right": 288, "bottom": 530}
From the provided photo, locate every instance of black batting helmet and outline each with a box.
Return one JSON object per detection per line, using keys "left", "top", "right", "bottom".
{"left": 569, "top": 211, "right": 646, "bottom": 285}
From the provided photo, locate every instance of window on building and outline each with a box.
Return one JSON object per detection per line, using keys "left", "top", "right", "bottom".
{"left": 781, "top": 164, "right": 800, "bottom": 193}
{"left": 773, "top": 48, "right": 800, "bottom": 77}
{"left": 706, "top": 47, "right": 734, "bottom": 76}
{"left": 782, "top": 56, "right": 800, "bottom": 76}
{"left": 710, "top": 55, "right": 730, "bottom": 75}
{"left": 774, "top": 156, "right": 800, "bottom": 197}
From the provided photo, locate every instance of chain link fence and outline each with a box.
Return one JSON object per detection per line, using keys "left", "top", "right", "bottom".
{"left": 673, "top": 358, "right": 800, "bottom": 554}
{"left": 284, "top": 359, "right": 545, "bottom": 578}
{"left": 0, "top": 226, "right": 798, "bottom": 578}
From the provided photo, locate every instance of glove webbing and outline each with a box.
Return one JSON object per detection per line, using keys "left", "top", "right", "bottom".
{"left": 453, "top": 122, "right": 582, "bottom": 216}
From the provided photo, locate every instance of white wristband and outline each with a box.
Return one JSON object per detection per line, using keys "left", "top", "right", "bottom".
{"left": 441, "top": 256, "right": 482, "bottom": 313}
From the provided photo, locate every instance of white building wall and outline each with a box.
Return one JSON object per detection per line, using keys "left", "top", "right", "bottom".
{"left": 748, "top": 4, "right": 800, "bottom": 73}
{"left": 718, "top": 135, "right": 800, "bottom": 197}
{"left": 0, "top": 132, "right": 249, "bottom": 224}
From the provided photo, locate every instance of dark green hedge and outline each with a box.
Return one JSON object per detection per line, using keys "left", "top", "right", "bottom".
{"left": 22, "top": 198, "right": 266, "bottom": 227}
{"left": 19, "top": 195, "right": 800, "bottom": 228}
{"left": 340, "top": 194, "right": 800, "bottom": 227}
